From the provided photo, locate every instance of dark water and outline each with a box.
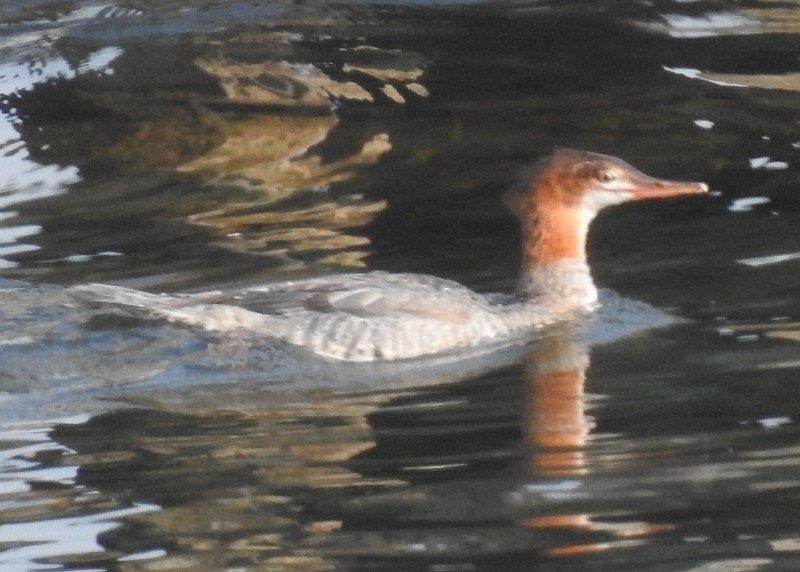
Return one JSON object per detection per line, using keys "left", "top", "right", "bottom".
{"left": 2, "top": 1, "right": 800, "bottom": 570}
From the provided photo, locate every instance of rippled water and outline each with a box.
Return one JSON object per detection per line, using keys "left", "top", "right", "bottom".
{"left": 2, "top": 1, "right": 800, "bottom": 571}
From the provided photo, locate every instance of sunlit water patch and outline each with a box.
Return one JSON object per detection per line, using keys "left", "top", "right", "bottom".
{"left": 0, "top": 417, "right": 161, "bottom": 571}
{"left": 0, "top": 46, "right": 121, "bottom": 269}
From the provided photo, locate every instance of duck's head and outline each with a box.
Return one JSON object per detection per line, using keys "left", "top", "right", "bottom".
{"left": 505, "top": 148, "right": 708, "bottom": 220}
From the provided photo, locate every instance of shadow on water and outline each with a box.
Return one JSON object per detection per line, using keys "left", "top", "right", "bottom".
{"left": 2, "top": 0, "right": 800, "bottom": 571}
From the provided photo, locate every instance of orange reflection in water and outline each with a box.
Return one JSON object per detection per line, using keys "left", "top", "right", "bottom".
{"left": 520, "top": 334, "right": 672, "bottom": 556}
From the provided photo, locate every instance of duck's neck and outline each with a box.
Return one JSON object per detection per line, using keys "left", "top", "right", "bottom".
{"left": 515, "top": 204, "right": 598, "bottom": 308}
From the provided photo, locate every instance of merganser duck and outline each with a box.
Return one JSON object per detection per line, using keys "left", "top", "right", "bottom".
{"left": 70, "top": 149, "right": 707, "bottom": 362}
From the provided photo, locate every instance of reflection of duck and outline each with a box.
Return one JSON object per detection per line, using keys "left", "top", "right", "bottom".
{"left": 70, "top": 149, "right": 707, "bottom": 361}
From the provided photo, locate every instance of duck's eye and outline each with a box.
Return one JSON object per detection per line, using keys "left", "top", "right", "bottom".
{"left": 598, "top": 171, "right": 616, "bottom": 183}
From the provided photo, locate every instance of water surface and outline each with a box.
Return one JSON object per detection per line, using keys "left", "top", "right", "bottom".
{"left": 2, "top": 1, "right": 800, "bottom": 570}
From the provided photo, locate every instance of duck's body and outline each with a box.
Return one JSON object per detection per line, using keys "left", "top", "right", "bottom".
{"left": 70, "top": 149, "right": 707, "bottom": 362}
{"left": 75, "top": 267, "right": 587, "bottom": 361}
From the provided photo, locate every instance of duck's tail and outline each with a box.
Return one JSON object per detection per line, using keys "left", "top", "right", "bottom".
{"left": 68, "top": 283, "right": 187, "bottom": 315}
{"left": 68, "top": 284, "right": 286, "bottom": 334}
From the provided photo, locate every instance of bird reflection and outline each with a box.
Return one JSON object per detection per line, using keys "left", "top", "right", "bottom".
{"left": 525, "top": 333, "right": 592, "bottom": 477}
{"left": 519, "top": 334, "right": 672, "bottom": 556}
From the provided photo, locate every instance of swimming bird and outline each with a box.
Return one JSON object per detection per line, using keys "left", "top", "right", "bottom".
{"left": 69, "top": 148, "right": 707, "bottom": 362}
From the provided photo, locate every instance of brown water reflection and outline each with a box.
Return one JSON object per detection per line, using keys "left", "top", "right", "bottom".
{"left": 6, "top": 35, "right": 422, "bottom": 272}
{"left": 2, "top": 20, "right": 432, "bottom": 280}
